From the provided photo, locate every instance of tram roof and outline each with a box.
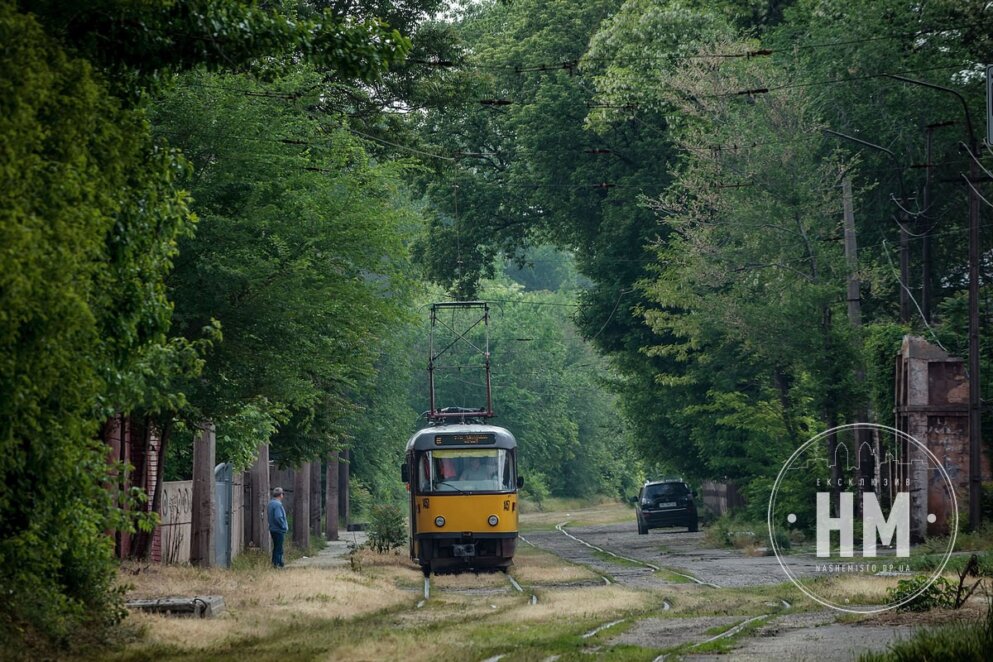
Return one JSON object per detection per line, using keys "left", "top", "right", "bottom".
{"left": 406, "top": 423, "right": 517, "bottom": 451}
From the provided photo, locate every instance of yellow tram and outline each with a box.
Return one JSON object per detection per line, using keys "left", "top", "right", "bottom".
{"left": 402, "top": 423, "right": 521, "bottom": 575}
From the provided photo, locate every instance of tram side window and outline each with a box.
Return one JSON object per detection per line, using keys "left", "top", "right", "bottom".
{"left": 418, "top": 454, "right": 432, "bottom": 492}
{"left": 500, "top": 452, "right": 515, "bottom": 491}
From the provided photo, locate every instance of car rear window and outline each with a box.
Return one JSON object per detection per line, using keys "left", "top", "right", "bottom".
{"left": 643, "top": 483, "right": 689, "bottom": 499}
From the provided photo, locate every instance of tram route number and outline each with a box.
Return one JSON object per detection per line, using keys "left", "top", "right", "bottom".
{"left": 434, "top": 433, "right": 496, "bottom": 445}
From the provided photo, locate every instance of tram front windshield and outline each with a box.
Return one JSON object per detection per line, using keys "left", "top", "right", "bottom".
{"left": 418, "top": 449, "right": 515, "bottom": 493}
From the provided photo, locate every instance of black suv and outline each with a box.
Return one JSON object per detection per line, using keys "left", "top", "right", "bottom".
{"left": 633, "top": 479, "right": 698, "bottom": 534}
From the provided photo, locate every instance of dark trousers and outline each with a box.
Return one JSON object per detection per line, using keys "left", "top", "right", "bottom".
{"left": 270, "top": 531, "right": 285, "bottom": 567}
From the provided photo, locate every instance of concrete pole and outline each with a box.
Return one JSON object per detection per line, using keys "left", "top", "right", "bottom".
{"left": 967, "top": 141, "right": 982, "bottom": 531}
{"left": 249, "top": 445, "right": 271, "bottom": 554}
{"left": 898, "top": 216, "right": 910, "bottom": 323}
{"left": 190, "top": 422, "right": 216, "bottom": 567}
{"left": 922, "top": 125, "right": 934, "bottom": 322}
{"left": 292, "top": 464, "right": 310, "bottom": 550}
{"left": 843, "top": 178, "right": 873, "bottom": 506}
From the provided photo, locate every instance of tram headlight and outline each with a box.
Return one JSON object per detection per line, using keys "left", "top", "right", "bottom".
{"left": 434, "top": 516, "right": 446, "bottom": 527}
{"left": 487, "top": 515, "right": 499, "bottom": 526}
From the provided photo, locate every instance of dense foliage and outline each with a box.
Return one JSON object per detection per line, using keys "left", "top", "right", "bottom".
{"left": 407, "top": 0, "right": 993, "bottom": 496}
{"left": 4, "top": 0, "right": 993, "bottom": 651}
{"left": 154, "top": 66, "right": 421, "bottom": 469}
{"left": 0, "top": 0, "right": 407, "bottom": 649}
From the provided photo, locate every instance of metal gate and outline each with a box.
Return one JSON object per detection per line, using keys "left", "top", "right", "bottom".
{"left": 214, "top": 462, "right": 233, "bottom": 568}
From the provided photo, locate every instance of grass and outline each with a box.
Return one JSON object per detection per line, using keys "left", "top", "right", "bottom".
{"left": 909, "top": 550, "right": 993, "bottom": 575}
{"left": 109, "top": 499, "right": 956, "bottom": 660}
{"left": 519, "top": 498, "right": 633, "bottom": 532}
{"left": 511, "top": 541, "right": 601, "bottom": 585}
{"left": 687, "top": 614, "right": 772, "bottom": 654}
{"left": 228, "top": 535, "right": 323, "bottom": 571}
{"left": 919, "top": 524, "right": 993, "bottom": 554}
{"left": 665, "top": 582, "right": 802, "bottom": 618}
{"left": 858, "top": 595, "right": 993, "bottom": 661}
{"left": 655, "top": 568, "right": 695, "bottom": 584}
{"left": 105, "top": 533, "right": 663, "bottom": 661}
{"left": 592, "top": 550, "right": 645, "bottom": 568}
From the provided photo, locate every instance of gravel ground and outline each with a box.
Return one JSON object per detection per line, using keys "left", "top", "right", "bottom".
{"left": 555, "top": 522, "right": 808, "bottom": 588}
{"left": 684, "top": 616, "right": 917, "bottom": 661}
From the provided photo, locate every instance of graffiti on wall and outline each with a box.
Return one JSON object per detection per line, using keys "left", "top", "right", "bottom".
{"left": 160, "top": 481, "right": 193, "bottom": 563}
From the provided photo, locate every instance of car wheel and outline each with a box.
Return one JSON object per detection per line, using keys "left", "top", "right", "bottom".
{"left": 638, "top": 519, "right": 648, "bottom": 535}
{"left": 688, "top": 519, "right": 698, "bottom": 533}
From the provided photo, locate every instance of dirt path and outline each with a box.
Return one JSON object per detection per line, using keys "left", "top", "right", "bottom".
{"left": 289, "top": 531, "right": 367, "bottom": 568}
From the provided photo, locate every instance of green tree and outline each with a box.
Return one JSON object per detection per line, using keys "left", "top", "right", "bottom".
{"left": 155, "top": 67, "right": 422, "bottom": 470}
{"left": 1, "top": 0, "right": 411, "bottom": 648}
{"left": 0, "top": 3, "right": 196, "bottom": 645}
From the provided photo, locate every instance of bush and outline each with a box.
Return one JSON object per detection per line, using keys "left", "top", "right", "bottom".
{"left": 704, "top": 513, "right": 779, "bottom": 550}
{"left": 349, "top": 479, "right": 374, "bottom": 522}
{"left": 520, "top": 472, "right": 551, "bottom": 510}
{"left": 367, "top": 504, "right": 407, "bottom": 553}
{"left": 886, "top": 575, "right": 957, "bottom": 611}
{"left": 982, "top": 483, "right": 993, "bottom": 522}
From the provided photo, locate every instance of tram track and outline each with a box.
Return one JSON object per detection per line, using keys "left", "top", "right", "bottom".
{"left": 417, "top": 568, "right": 538, "bottom": 607}
{"left": 554, "top": 521, "right": 722, "bottom": 589}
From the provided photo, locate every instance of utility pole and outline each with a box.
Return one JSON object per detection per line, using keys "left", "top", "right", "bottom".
{"left": 886, "top": 75, "right": 983, "bottom": 530}
{"left": 898, "top": 217, "right": 911, "bottom": 323}
{"left": 921, "top": 119, "right": 957, "bottom": 322}
{"left": 843, "top": 178, "right": 862, "bottom": 328}
{"left": 190, "top": 422, "right": 216, "bottom": 567}
{"left": 823, "top": 129, "right": 911, "bottom": 322}
{"left": 922, "top": 124, "right": 935, "bottom": 322}
{"left": 967, "top": 135, "right": 982, "bottom": 531}
{"left": 843, "top": 177, "right": 873, "bottom": 506}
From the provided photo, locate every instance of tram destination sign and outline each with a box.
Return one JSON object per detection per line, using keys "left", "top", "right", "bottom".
{"left": 434, "top": 433, "right": 496, "bottom": 446}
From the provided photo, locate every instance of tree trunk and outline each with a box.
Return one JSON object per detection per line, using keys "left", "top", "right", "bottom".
{"left": 249, "top": 444, "right": 271, "bottom": 554}
{"left": 309, "top": 459, "right": 322, "bottom": 537}
{"left": 338, "top": 448, "right": 350, "bottom": 529}
{"left": 132, "top": 418, "right": 172, "bottom": 559}
{"left": 292, "top": 464, "right": 310, "bottom": 550}
{"left": 326, "top": 451, "right": 339, "bottom": 541}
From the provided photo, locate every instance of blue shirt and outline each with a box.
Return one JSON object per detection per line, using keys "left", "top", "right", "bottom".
{"left": 267, "top": 497, "right": 288, "bottom": 533}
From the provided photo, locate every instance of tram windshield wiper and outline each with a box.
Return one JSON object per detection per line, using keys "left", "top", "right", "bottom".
{"left": 433, "top": 480, "right": 467, "bottom": 494}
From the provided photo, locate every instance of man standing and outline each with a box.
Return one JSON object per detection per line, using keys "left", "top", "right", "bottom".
{"left": 267, "top": 486, "right": 289, "bottom": 568}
